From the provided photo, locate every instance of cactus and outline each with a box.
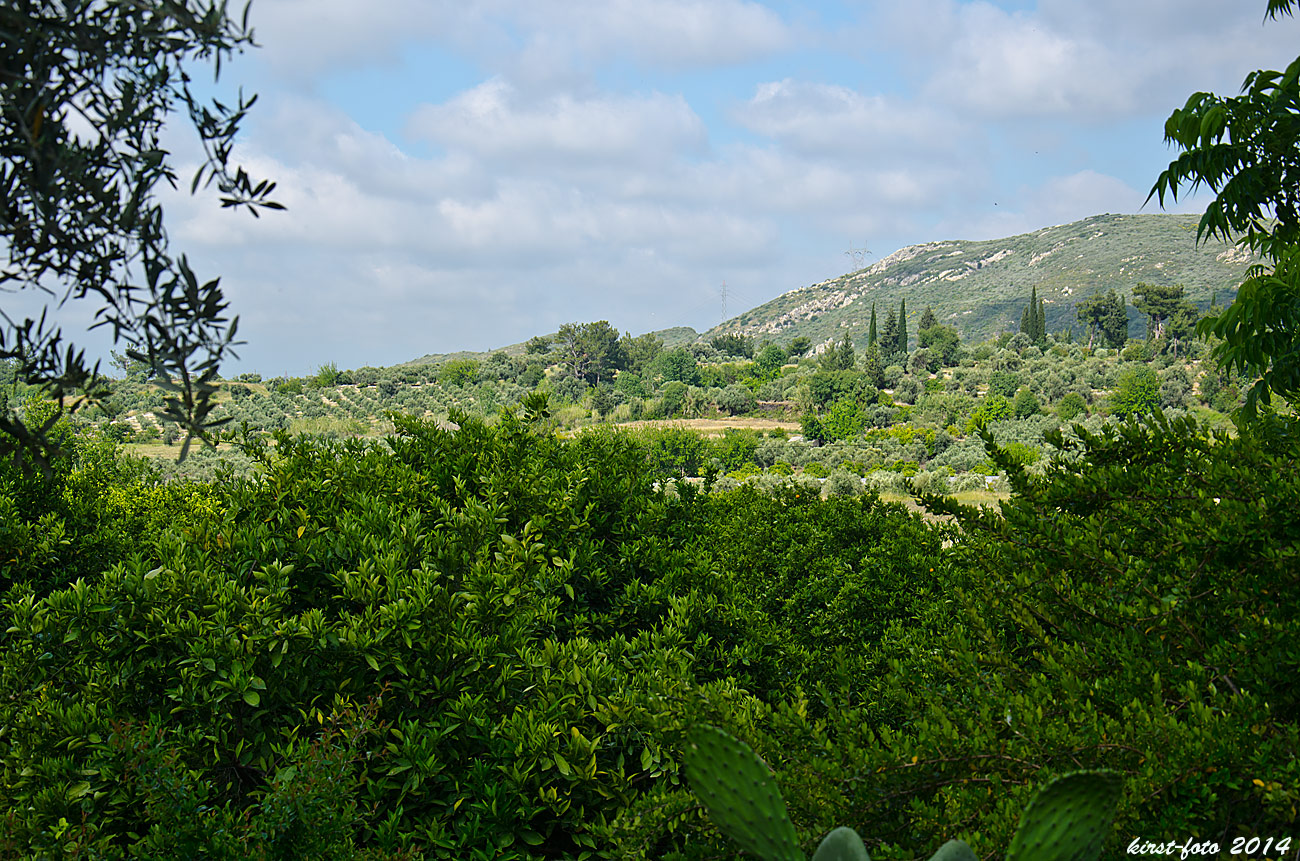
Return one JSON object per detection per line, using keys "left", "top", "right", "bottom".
{"left": 682, "top": 724, "right": 803, "bottom": 861}
{"left": 682, "top": 724, "right": 1120, "bottom": 861}
{"left": 811, "top": 826, "right": 872, "bottom": 861}
{"left": 1006, "top": 770, "right": 1123, "bottom": 861}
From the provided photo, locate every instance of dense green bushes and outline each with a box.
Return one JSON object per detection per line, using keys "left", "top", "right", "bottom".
{"left": 2, "top": 396, "right": 1296, "bottom": 858}
{"left": 0, "top": 406, "right": 954, "bottom": 858}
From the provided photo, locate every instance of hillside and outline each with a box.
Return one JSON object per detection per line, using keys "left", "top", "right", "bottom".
{"left": 708, "top": 213, "right": 1256, "bottom": 349}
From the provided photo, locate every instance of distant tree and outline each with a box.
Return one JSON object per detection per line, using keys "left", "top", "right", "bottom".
{"left": 310, "top": 362, "right": 340, "bottom": 388}
{"left": 619, "top": 332, "right": 663, "bottom": 375}
{"left": 556, "top": 321, "right": 624, "bottom": 386}
{"left": 755, "top": 343, "right": 787, "bottom": 377}
{"left": 787, "top": 336, "right": 812, "bottom": 358}
{"left": 1012, "top": 387, "right": 1041, "bottom": 418}
{"left": 1133, "top": 282, "right": 1191, "bottom": 341}
{"left": 591, "top": 385, "right": 615, "bottom": 420}
{"left": 859, "top": 343, "right": 885, "bottom": 388}
{"left": 918, "top": 324, "right": 961, "bottom": 370}
{"left": 1020, "top": 287, "right": 1047, "bottom": 345}
{"left": 717, "top": 383, "right": 757, "bottom": 416}
{"left": 879, "top": 308, "right": 900, "bottom": 356}
{"left": 919, "top": 305, "right": 937, "bottom": 331}
{"left": 820, "top": 335, "right": 855, "bottom": 372}
{"left": 868, "top": 304, "right": 878, "bottom": 346}
{"left": 110, "top": 350, "right": 154, "bottom": 383}
{"left": 898, "top": 299, "right": 909, "bottom": 355}
{"left": 988, "top": 370, "right": 1020, "bottom": 399}
{"left": 525, "top": 336, "right": 553, "bottom": 355}
{"left": 1077, "top": 290, "right": 1129, "bottom": 349}
{"left": 1057, "top": 392, "right": 1088, "bottom": 421}
{"left": 1110, "top": 364, "right": 1161, "bottom": 416}
{"left": 710, "top": 333, "right": 754, "bottom": 358}
{"left": 650, "top": 346, "right": 698, "bottom": 385}
{"left": 440, "top": 360, "right": 478, "bottom": 387}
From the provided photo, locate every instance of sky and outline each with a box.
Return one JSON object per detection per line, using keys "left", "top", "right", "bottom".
{"left": 27, "top": 1, "right": 1300, "bottom": 376}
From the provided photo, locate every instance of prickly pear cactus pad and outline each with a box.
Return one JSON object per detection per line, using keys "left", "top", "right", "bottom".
{"left": 1006, "top": 770, "right": 1122, "bottom": 861}
{"left": 927, "top": 839, "right": 978, "bottom": 861}
{"left": 683, "top": 725, "right": 804, "bottom": 861}
{"left": 810, "top": 826, "right": 872, "bottom": 861}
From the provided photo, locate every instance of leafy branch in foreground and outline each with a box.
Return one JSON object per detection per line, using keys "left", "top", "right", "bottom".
{"left": 0, "top": 0, "right": 282, "bottom": 469}
{"left": 1148, "top": 0, "right": 1300, "bottom": 420}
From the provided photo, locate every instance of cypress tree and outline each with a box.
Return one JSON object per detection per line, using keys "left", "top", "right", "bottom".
{"left": 880, "top": 308, "right": 899, "bottom": 355}
{"left": 1036, "top": 297, "right": 1047, "bottom": 344}
{"left": 898, "top": 299, "right": 908, "bottom": 354}
{"left": 1020, "top": 303, "right": 1032, "bottom": 338}
{"left": 869, "top": 303, "right": 878, "bottom": 346}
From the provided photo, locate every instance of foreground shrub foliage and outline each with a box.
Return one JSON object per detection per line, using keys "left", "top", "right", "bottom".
{"left": 0, "top": 405, "right": 1296, "bottom": 858}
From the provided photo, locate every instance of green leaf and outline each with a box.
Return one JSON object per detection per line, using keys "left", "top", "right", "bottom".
{"left": 242, "top": 690, "right": 260, "bottom": 707}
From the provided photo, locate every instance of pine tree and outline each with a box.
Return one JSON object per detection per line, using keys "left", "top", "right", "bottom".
{"left": 898, "top": 299, "right": 908, "bottom": 355}
{"left": 919, "top": 305, "right": 937, "bottom": 331}
{"left": 869, "top": 303, "right": 878, "bottom": 346}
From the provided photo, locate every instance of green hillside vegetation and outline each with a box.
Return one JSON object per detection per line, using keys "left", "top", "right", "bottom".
{"left": 55, "top": 298, "right": 1252, "bottom": 494}
{"left": 713, "top": 213, "right": 1256, "bottom": 351}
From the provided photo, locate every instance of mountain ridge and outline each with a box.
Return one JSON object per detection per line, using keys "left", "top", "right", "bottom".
{"left": 704, "top": 212, "right": 1256, "bottom": 349}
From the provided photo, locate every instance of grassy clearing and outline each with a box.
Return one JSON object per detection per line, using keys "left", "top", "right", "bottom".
{"left": 878, "top": 489, "right": 1008, "bottom": 522}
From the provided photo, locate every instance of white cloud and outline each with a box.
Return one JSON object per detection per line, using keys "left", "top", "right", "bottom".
{"left": 884, "top": 0, "right": 1300, "bottom": 121}
{"left": 248, "top": 0, "right": 791, "bottom": 81}
{"left": 734, "top": 80, "right": 969, "bottom": 159}
{"left": 407, "top": 80, "right": 708, "bottom": 168}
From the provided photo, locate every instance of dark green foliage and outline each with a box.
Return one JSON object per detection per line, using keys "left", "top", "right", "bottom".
{"left": 917, "top": 324, "right": 960, "bottom": 370}
{"left": 1011, "top": 387, "right": 1040, "bottom": 419}
{"left": 868, "top": 305, "right": 878, "bottom": 346}
{"left": 556, "top": 321, "right": 624, "bottom": 386}
{"left": 1076, "top": 290, "right": 1129, "bottom": 349}
{"left": 821, "top": 336, "right": 856, "bottom": 372}
{"left": 649, "top": 347, "right": 699, "bottom": 385}
{"left": 897, "top": 299, "right": 908, "bottom": 356}
{"left": 711, "top": 334, "right": 754, "bottom": 359}
{"left": 879, "top": 309, "right": 899, "bottom": 357}
{"left": 987, "top": 370, "right": 1020, "bottom": 399}
{"left": 1199, "top": 249, "right": 1300, "bottom": 418}
{"left": 788, "top": 337, "right": 812, "bottom": 358}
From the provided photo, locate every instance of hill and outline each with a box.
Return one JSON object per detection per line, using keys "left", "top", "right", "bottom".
{"left": 707, "top": 213, "right": 1256, "bottom": 349}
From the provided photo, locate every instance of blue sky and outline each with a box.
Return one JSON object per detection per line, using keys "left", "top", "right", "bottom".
{"left": 39, "top": 1, "right": 1300, "bottom": 375}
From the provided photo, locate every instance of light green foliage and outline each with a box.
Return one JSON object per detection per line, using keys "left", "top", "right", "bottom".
{"left": 438, "top": 358, "right": 479, "bottom": 387}
{"left": 1109, "top": 364, "right": 1160, "bottom": 416}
